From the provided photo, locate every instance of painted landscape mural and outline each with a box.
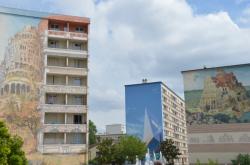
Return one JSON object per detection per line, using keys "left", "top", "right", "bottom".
{"left": 183, "top": 64, "right": 250, "bottom": 125}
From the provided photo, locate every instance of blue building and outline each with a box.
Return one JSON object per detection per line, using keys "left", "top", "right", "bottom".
{"left": 125, "top": 81, "right": 189, "bottom": 165}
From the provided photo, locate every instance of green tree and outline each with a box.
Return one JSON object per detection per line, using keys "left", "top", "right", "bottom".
{"left": 89, "top": 120, "right": 97, "bottom": 145}
{"left": 208, "top": 159, "right": 218, "bottom": 165}
{"left": 113, "top": 136, "right": 147, "bottom": 164}
{"left": 195, "top": 159, "right": 202, "bottom": 165}
{"left": 95, "top": 138, "right": 115, "bottom": 164}
{"left": 160, "top": 139, "right": 181, "bottom": 165}
{"left": 94, "top": 135, "right": 147, "bottom": 165}
{"left": 0, "top": 121, "right": 27, "bottom": 165}
{"left": 231, "top": 153, "right": 250, "bottom": 165}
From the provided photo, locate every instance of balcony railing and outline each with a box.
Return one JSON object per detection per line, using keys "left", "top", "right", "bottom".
{"left": 37, "top": 144, "right": 86, "bottom": 154}
{"left": 46, "top": 66, "right": 88, "bottom": 76}
{"left": 39, "top": 104, "right": 87, "bottom": 113}
{"left": 47, "top": 30, "right": 87, "bottom": 40}
{"left": 43, "top": 124, "right": 87, "bottom": 133}
{"left": 44, "top": 47, "right": 87, "bottom": 58}
{"left": 43, "top": 85, "right": 87, "bottom": 94}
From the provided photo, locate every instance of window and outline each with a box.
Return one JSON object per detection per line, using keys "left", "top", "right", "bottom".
{"left": 74, "top": 95, "right": 83, "bottom": 105}
{"left": 75, "top": 26, "right": 84, "bottom": 32}
{"left": 73, "top": 78, "right": 81, "bottom": 86}
{"left": 50, "top": 24, "right": 59, "bottom": 30}
{"left": 74, "top": 115, "right": 82, "bottom": 124}
{"left": 67, "top": 133, "right": 85, "bottom": 144}
{"left": 73, "top": 59, "right": 82, "bottom": 68}
{"left": 47, "top": 95, "right": 57, "bottom": 104}
{"left": 10, "top": 83, "right": 15, "bottom": 94}
{"left": 72, "top": 43, "right": 82, "bottom": 50}
{"left": 48, "top": 40, "right": 58, "bottom": 48}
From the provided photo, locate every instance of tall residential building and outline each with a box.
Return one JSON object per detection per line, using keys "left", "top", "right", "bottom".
{"left": 0, "top": 6, "right": 89, "bottom": 164}
{"left": 37, "top": 15, "right": 89, "bottom": 155}
{"left": 125, "top": 81, "right": 189, "bottom": 165}
{"left": 182, "top": 63, "right": 250, "bottom": 165}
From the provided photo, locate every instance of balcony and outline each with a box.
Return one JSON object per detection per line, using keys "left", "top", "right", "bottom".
{"left": 39, "top": 104, "right": 87, "bottom": 113}
{"left": 43, "top": 85, "right": 87, "bottom": 94}
{"left": 44, "top": 47, "right": 87, "bottom": 58}
{"left": 46, "top": 66, "right": 87, "bottom": 76}
{"left": 43, "top": 124, "right": 87, "bottom": 133}
{"left": 38, "top": 144, "right": 86, "bottom": 154}
{"left": 47, "top": 30, "right": 87, "bottom": 41}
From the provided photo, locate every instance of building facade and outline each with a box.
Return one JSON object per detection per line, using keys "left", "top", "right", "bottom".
{"left": 125, "top": 81, "right": 189, "bottom": 165}
{"left": 0, "top": 6, "right": 89, "bottom": 164}
{"left": 182, "top": 64, "right": 250, "bottom": 165}
{"left": 106, "top": 124, "right": 125, "bottom": 135}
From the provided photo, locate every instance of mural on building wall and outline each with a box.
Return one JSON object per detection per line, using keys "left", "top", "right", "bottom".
{"left": 0, "top": 8, "right": 44, "bottom": 155}
{"left": 183, "top": 64, "right": 250, "bottom": 125}
{"left": 125, "top": 83, "right": 163, "bottom": 152}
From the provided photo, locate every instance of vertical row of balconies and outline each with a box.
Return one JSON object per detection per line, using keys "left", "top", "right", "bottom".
{"left": 38, "top": 19, "right": 88, "bottom": 154}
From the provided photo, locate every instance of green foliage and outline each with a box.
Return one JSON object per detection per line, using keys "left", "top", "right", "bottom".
{"left": 96, "top": 138, "right": 115, "bottom": 164}
{"left": 94, "top": 135, "right": 147, "bottom": 165}
{"left": 0, "top": 121, "right": 27, "bottom": 165}
{"left": 88, "top": 159, "right": 98, "bottom": 165}
{"left": 89, "top": 120, "right": 97, "bottom": 145}
{"left": 113, "top": 136, "right": 147, "bottom": 164}
{"left": 231, "top": 153, "right": 250, "bottom": 165}
{"left": 160, "top": 139, "right": 181, "bottom": 165}
{"left": 195, "top": 159, "right": 202, "bottom": 165}
{"left": 208, "top": 159, "right": 218, "bottom": 165}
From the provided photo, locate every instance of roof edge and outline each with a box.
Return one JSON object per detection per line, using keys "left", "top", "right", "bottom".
{"left": 182, "top": 63, "right": 250, "bottom": 73}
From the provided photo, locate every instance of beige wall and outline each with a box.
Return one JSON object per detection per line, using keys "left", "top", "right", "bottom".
{"left": 188, "top": 123, "right": 250, "bottom": 164}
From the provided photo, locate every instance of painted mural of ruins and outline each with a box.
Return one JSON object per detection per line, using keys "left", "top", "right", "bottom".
{"left": 183, "top": 66, "right": 250, "bottom": 125}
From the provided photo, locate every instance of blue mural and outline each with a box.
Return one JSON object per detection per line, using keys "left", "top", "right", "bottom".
{"left": 125, "top": 82, "right": 163, "bottom": 152}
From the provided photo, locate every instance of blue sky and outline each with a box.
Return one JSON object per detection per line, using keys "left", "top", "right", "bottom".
{"left": 1, "top": 0, "right": 250, "bottom": 131}
{"left": 188, "top": 0, "right": 250, "bottom": 27}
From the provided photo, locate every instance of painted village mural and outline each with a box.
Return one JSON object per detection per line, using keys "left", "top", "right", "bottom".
{"left": 183, "top": 65, "right": 250, "bottom": 125}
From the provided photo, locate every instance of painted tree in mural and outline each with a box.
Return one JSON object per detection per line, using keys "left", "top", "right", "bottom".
{"left": 160, "top": 139, "right": 181, "bottom": 165}
{"left": 0, "top": 121, "right": 28, "bottom": 165}
{"left": 3, "top": 97, "right": 41, "bottom": 153}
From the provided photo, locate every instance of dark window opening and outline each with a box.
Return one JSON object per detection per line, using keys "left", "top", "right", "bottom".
{"left": 74, "top": 115, "right": 82, "bottom": 124}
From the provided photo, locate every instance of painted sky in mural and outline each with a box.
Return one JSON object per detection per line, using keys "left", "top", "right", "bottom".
{"left": 183, "top": 64, "right": 250, "bottom": 125}
{"left": 125, "top": 82, "right": 163, "bottom": 151}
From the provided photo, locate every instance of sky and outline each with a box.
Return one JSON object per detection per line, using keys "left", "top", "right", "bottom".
{"left": 0, "top": 0, "right": 250, "bottom": 131}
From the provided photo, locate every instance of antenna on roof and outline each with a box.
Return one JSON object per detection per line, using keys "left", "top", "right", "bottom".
{"left": 142, "top": 78, "right": 148, "bottom": 83}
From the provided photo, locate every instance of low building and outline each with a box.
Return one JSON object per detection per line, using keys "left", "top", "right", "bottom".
{"left": 106, "top": 124, "right": 125, "bottom": 135}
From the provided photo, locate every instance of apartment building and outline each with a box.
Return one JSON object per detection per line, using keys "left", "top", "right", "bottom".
{"left": 125, "top": 81, "right": 189, "bottom": 165}
{"left": 0, "top": 6, "right": 90, "bottom": 164}
{"left": 37, "top": 16, "right": 89, "bottom": 155}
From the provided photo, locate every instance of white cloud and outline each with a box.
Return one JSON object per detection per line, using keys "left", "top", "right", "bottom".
{"left": 238, "top": 6, "right": 250, "bottom": 25}
{"left": 2, "top": 0, "right": 250, "bottom": 130}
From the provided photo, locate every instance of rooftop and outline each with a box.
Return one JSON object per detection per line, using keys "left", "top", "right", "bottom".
{"left": 182, "top": 63, "right": 250, "bottom": 73}
{"left": 125, "top": 81, "right": 184, "bottom": 101}
{"left": 0, "top": 5, "right": 90, "bottom": 24}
